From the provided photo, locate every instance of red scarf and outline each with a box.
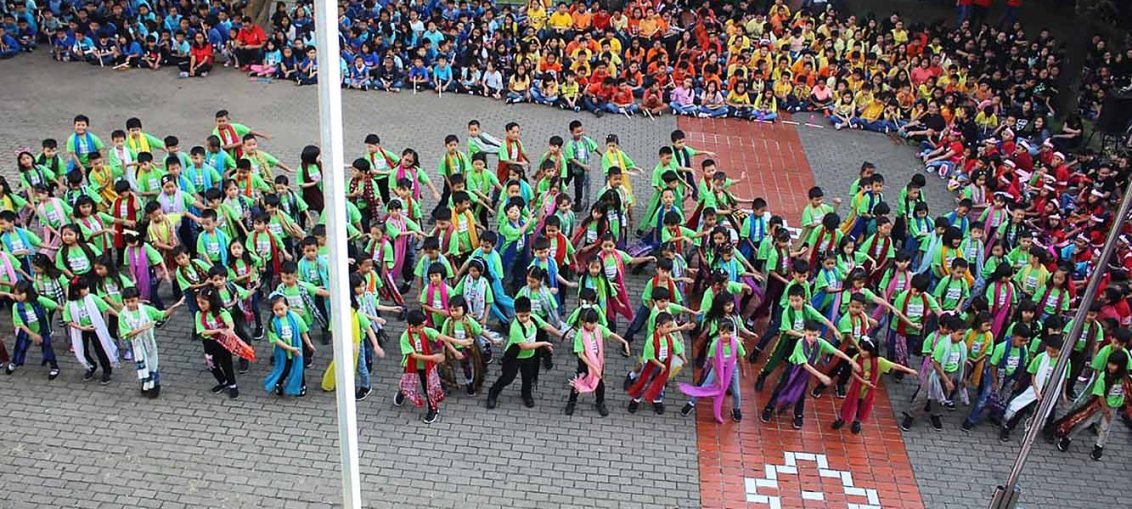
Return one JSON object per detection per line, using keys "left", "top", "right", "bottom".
{"left": 424, "top": 282, "right": 449, "bottom": 326}
{"left": 496, "top": 139, "right": 525, "bottom": 181}
{"left": 627, "top": 331, "right": 675, "bottom": 402}
{"left": 251, "top": 230, "right": 282, "bottom": 277}
{"left": 405, "top": 329, "right": 433, "bottom": 374}
{"left": 549, "top": 232, "right": 568, "bottom": 266}
{"left": 896, "top": 291, "right": 927, "bottom": 336}
{"left": 651, "top": 275, "right": 675, "bottom": 301}
{"left": 218, "top": 124, "right": 243, "bottom": 159}
{"left": 350, "top": 176, "right": 381, "bottom": 213}
{"left": 111, "top": 194, "right": 139, "bottom": 249}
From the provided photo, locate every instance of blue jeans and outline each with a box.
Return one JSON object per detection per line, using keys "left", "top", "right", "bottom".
{"left": 604, "top": 103, "right": 638, "bottom": 114}
{"left": 699, "top": 106, "right": 728, "bottom": 118}
{"left": 374, "top": 79, "right": 403, "bottom": 90}
{"left": 688, "top": 366, "right": 741, "bottom": 410}
{"left": 356, "top": 344, "right": 371, "bottom": 389}
{"left": 582, "top": 96, "right": 605, "bottom": 113}
{"left": 530, "top": 86, "right": 557, "bottom": 105}
{"left": 624, "top": 304, "right": 649, "bottom": 342}
{"left": 670, "top": 102, "right": 697, "bottom": 115}
{"left": 752, "top": 110, "right": 777, "bottom": 121}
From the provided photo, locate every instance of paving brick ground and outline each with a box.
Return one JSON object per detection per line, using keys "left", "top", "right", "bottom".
{"left": 0, "top": 53, "right": 1127, "bottom": 509}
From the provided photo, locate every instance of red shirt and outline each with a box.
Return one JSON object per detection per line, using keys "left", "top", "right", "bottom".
{"left": 190, "top": 43, "right": 213, "bottom": 64}
{"left": 612, "top": 86, "right": 634, "bottom": 105}
{"left": 236, "top": 24, "right": 266, "bottom": 47}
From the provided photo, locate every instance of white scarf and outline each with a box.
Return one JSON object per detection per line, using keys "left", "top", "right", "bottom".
{"left": 69, "top": 295, "right": 119, "bottom": 369}
{"left": 121, "top": 305, "right": 159, "bottom": 388}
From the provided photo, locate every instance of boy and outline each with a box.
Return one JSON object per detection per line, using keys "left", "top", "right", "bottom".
{"left": 626, "top": 312, "right": 686, "bottom": 415}
{"left": 212, "top": 110, "right": 269, "bottom": 160}
{"left": 563, "top": 119, "right": 600, "bottom": 208}
{"left": 195, "top": 209, "right": 230, "bottom": 266}
{"left": 901, "top": 315, "right": 969, "bottom": 432}
{"left": 118, "top": 287, "right": 184, "bottom": 397}
{"left": 1000, "top": 335, "right": 1066, "bottom": 441}
{"left": 274, "top": 261, "right": 332, "bottom": 350}
{"left": 466, "top": 120, "right": 502, "bottom": 160}
{"left": 486, "top": 296, "right": 562, "bottom": 409}
{"left": 496, "top": 122, "right": 529, "bottom": 182}
{"left": 754, "top": 285, "right": 839, "bottom": 392}
{"left": 447, "top": 191, "right": 481, "bottom": 268}
{"left": 433, "top": 135, "right": 471, "bottom": 221}
{"left": 240, "top": 134, "right": 292, "bottom": 180}
{"left": 65, "top": 114, "right": 104, "bottom": 173}
{"left": 761, "top": 320, "right": 858, "bottom": 429}
{"left": 962, "top": 324, "right": 1030, "bottom": 431}
{"left": 396, "top": 310, "right": 469, "bottom": 424}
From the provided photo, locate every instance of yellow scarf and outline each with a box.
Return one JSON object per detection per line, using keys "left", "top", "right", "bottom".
{"left": 128, "top": 133, "right": 151, "bottom": 154}
{"left": 321, "top": 310, "right": 363, "bottom": 391}
{"left": 453, "top": 208, "right": 479, "bottom": 253}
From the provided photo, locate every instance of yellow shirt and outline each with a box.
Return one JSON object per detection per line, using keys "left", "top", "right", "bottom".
{"left": 548, "top": 11, "right": 572, "bottom": 30}
{"left": 527, "top": 6, "right": 547, "bottom": 30}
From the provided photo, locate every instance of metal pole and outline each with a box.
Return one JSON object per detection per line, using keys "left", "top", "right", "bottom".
{"left": 989, "top": 177, "right": 1132, "bottom": 509}
{"left": 311, "top": 2, "right": 362, "bottom": 508}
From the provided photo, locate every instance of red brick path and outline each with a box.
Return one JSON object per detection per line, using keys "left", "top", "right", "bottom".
{"left": 677, "top": 116, "right": 925, "bottom": 509}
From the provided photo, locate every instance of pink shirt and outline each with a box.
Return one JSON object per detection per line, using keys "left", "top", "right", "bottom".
{"left": 671, "top": 86, "right": 695, "bottom": 106}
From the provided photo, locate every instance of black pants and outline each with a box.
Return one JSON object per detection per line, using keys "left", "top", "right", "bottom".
{"left": 234, "top": 47, "right": 263, "bottom": 65}
{"left": 490, "top": 355, "right": 539, "bottom": 400}
{"left": 203, "top": 339, "right": 236, "bottom": 386}
{"left": 277, "top": 356, "right": 306, "bottom": 389}
{"left": 431, "top": 182, "right": 451, "bottom": 220}
{"left": 82, "top": 330, "right": 112, "bottom": 374}
{"left": 568, "top": 358, "right": 605, "bottom": 403}
{"left": 1066, "top": 349, "right": 1087, "bottom": 394}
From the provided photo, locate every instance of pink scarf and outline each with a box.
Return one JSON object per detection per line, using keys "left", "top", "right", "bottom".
{"left": 569, "top": 327, "right": 605, "bottom": 393}
{"left": 127, "top": 245, "right": 152, "bottom": 302}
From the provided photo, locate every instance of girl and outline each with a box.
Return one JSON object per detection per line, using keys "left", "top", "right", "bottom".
{"left": 122, "top": 231, "right": 168, "bottom": 309}
{"left": 4, "top": 280, "right": 60, "bottom": 379}
{"left": 438, "top": 295, "right": 490, "bottom": 395}
{"left": 92, "top": 254, "right": 135, "bottom": 359}
{"left": 64, "top": 278, "right": 118, "bottom": 384}
{"left": 55, "top": 224, "right": 100, "bottom": 280}
{"left": 596, "top": 233, "right": 652, "bottom": 326}
{"left": 833, "top": 338, "right": 917, "bottom": 433}
{"left": 263, "top": 296, "right": 314, "bottom": 397}
{"left": 249, "top": 40, "right": 281, "bottom": 77}
{"left": 33, "top": 184, "right": 70, "bottom": 257}
{"left": 571, "top": 203, "right": 609, "bottom": 271}
{"left": 173, "top": 245, "right": 212, "bottom": 316}
{"left": 392, "top": 148, "right": 439, "bottom": 203}
{"left": 30, "top": 253, "right": 66, "bottom": 320}
{"left": 118, "top": 288, "right": 183, "bottom": 397}
{"left": 319, "top": 287, "right": 385, "bottom": 399}
{"left": 384, "top": 200, "right": 425, "bottom": 289}
{"left": 498, "top": 198, "right": 539, "bottom": 291}
{"left": 397, "top": 310, "right": 469, "bottom": 423}
{"left": 195, "top": 287, "right": 250, "bottom": 399}
{"left": 599, "top": 135, "right": 641, "bottom": 218}
{"left": 566, "top": 307, "right": 631, "bottom": 417}
{"left": 227, "top": 241, "right": 264, "bottom": 337}
{"left": 681, "top": 320, "right": 747, "bottom": 423}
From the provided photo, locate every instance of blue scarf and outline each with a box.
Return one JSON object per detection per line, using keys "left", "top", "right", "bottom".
{"left": 262, "top": 311, "right": 305, "bottom": 396}
{"left": 16, "top": 300, "right": 50, "bottom": 337}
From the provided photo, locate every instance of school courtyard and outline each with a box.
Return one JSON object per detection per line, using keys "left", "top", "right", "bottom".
{"left": 0, "top": 53, "right": 1126, "bottom": 509}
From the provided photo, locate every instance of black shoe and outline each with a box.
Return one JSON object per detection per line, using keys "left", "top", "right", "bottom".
{"left": 149, "top": 386, "right": 161, "bottom": 398}
{"left": 48, "top": 368, "right": 60, "bottom": 380}
{"left": 356, "top": 387, "right": 371, "bottom": 401}
{"left": 943, "top": 401, "right": 956, "bottom": 411}
{"left": 466, "top": 384, "right": 476, "bottom": 396}
{"left": 960, "top": 421, "right": 973, "bottom": 433}
{"left": 999, "top": 427, "right": 1011, "bottom": 442}
{"left": 299, "top": 386, "right": 307, "bottom": 397}
{"left": 83, "top": 368, "right": 96, "bottom": 381}
{"left": 654, "top": 402, "right": 665, "bottom": 415}
{"left": 486, "top": 394, "right": 497, "bottom": 409}
{"left": 627, "top": 400, "right": 640, "bottom": 413}
{"left": 594, "top": 109, "right": 604, "bottom": 118}
{"left": 565, "top": 400, "right": 576, "bottom": 416}
{"left": 596, "top": 401, "right": 609, "bottom": 417}
{"left": 393, "top": 392, "right": 405, "bottom": 407}
{"left": 423, "top": 408, "right": 438, "bottom": 424}
{"left": 792, "top": 415, "right": 803, "bottom": 429}
{"left": 835, "top": 385, "right": 847, "bottom": 399}
{"left": 681, "top": 402, "right": 694, "bottom": 416}
{"left": 831, "top": 418, "right": 845, "bottom": 430}
{"left": 522, "top": 395, "right": 535, "bottom": 408}
{"left": 210, "top": 383, "right": 227, "bottom": 394}
{"left": 760, "top": 408, "right": 773, "bottom": 423}
{"left": 398, "top": 283, "right": 413, "bottom": 295}
{"left": 304, "top": 357, "right": 314, "bottom": 369}
{"left": 900, "top": 414, "right": 913, "bottom": 431}
{"left": 623, "top": 372, "right": 635, "bottom": 390}
{"left": 929, "top": 415, "right": 943, "bottom": 431}
{"left": 1056, "top": 436, "right": 1071, "bottom": 452}
{"left": 811, "top": 385, "right": 825, "bottom": 399}
{"left": 238, "top": 358, "right": 249, "bottom": 374}
{"left": 4, "top": 363, "right": 13, "bottom": 375}
{"left": 732, "top": 409, "right": 742, "bottom": 422}
{"left": 1091, "top": 445, "right": 1103, "bottom": 461}
{"left": 542, "top": 355, "right": 553, "bottom": 371}
{"left": 275, "top": 384, "right": 284, "bottom": 396}
{"left": 850, "top": 421, "right": 862, "bottom": 434}
{"left": 99, "top": 373, "right": 112, "bottom": 385}
{"left": 754, "top": 373, "right": 767, "bottom": 392}
{"left": 254, "top": 327, "right": 264, "bottom": 341}
{"left": 747, "top": 347, "right": 762, "bottom": 364}
{"left": 228, "top": 387, "right": 239, "bottom": 399}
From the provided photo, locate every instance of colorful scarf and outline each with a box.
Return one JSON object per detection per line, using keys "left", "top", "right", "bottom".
{"left": 570, "top": 327, "right": 606, "bottom": 394}
{"left": 679, "top": 335, "right": 738, "bottom": 423}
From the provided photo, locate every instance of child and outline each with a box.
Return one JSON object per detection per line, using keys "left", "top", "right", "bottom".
{"left": 118, "top": 288, "right": 183, "bottom": 397}
{"left": 64, "top": 278, "right": 118, "bottom": 384}
{"left": 761, "top": 320, "right": 858, "bottom": 429}
{"left": 566, "top": 307, "right": 631, "bottom": 417}
{"left": 626, "top": 312, "right": 686, "bottom": 415}
{"left": 195, "top": 287, "right": 250, "bottom": 399}
{"left": 4, "top": 280, "right": 61, "bottom": 379}
{"left": 1054, "top": 349, "right": 1129, "bottom": 461}
{"left": 263, "top": 296, "right": 315, "bottom": 397}
{"left": 999, "top": 334, "right": 1067, "bottom": 442}
{"left": 901, "top": 315, "right": 968, "bottom": 432}
{"left": 437, "top": 295, "right": 488, "bottom": 395}
{"left": 832, "top": 338, "right": 917, "bottom": 433}
{"left": 396, "top": 310, "right": 469, "bottom": 423}
{"left": 419, "top": 263, "right": 454, "bottom": 327}
{"left": 754, "top": 284, "right": 838, "bottom": 392}
{"left": 680, "top": 320, "right": 748, "bottom": 423}
{"left": 486, "top": 296, "right": 562, "bottom": 409}
{"left": 962, "top": 324, "right": 1030, "bottom": 431}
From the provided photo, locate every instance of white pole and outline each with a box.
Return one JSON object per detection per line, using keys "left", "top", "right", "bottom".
{"left": 311, "top": 1, "right": 362, "bottom": 508}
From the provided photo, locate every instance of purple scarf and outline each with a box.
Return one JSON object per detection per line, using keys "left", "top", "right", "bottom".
{"left": 128, "top": 245, "right": 152, "bottom": 302}
{"left": 679, "top": 335, "right": 738, "bottom": 423}
{"left": 774, "top": 339, "right": 821, "bottom": 410}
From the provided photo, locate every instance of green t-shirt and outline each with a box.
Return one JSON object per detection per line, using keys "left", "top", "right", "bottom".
{"left": 266, "top": 310, "right": 310, "bottom": 359}
{"left": 931, "top": 339, "right": 966, "bottom": 373}
{"left": 641, "top": 332, "right": 684, "bottom": 362}
{"left": 399, "top": 327, "right": 441, "bottom": 370}
{"left": 572, "top": 324, "right": 614, "bottom": 354}
{"left": 440, "top": 316, "right": 483, "bottom": 351}
{"left": 988, "top": 341, "right": 1026, "bottom": 378}
{"left": 11, "top": 296, "right": 60, "bottom": 331}
{"left": 117, "top": 304, "right": 165, "bottom": 340}
{"left": 788, "top": 337, "right": 837, "bottom": 364}
{"left": 506, "top": 315, "right": 549, "bottom": 359}
{"left": 62, "top": 295, "right": 111, "bottom": 328}
{"left": 779, "top": 304, "right": 824, "bottom": 334}
{"left": 851, "top": 354, "right": 894, "bottom": 398}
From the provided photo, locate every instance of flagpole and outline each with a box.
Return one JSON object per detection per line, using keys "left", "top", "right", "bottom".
{"left": 311, "top": 1, "right": 362, "bottom": 507}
